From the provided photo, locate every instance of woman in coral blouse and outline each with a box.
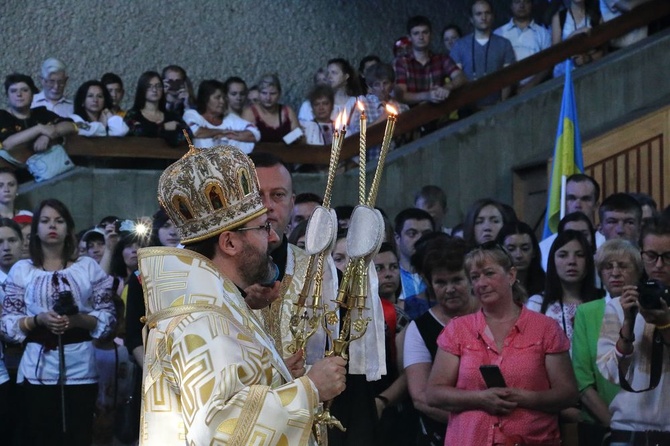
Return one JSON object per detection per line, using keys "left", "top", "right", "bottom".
{"left": 426, "top": 243, "right": 578, "bottom": 445}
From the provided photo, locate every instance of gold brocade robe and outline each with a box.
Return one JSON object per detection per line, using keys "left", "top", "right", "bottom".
{"left": 138, "top": 247, "right": 319, "bottom": 446}
{"left": 255, "top": 244, "right": 337, "bottom": 364}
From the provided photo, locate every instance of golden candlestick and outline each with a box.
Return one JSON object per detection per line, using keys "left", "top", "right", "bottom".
{"left": 358, "top": 101, "right": 367, "bottom": 204}
{"left": 367, "top": 105, "right": 397, "bottom": 207}
{"left": 289, "top": 111, "right": 345, "bottom": 354}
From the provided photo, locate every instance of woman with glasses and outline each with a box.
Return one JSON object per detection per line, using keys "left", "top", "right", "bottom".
{"left": 0, "top": 198, "right": 115, "bottom": 446}
{"left": 426, "top": 243, "right": 577, "bottom": 445}
{"left": 597, "top": 218, "right": 670, "bottom": 446}
{"left": 183, "top": 79, "right": 259, "bottom": 153}
{"left": 527, "top": 230, "right": 599, "bottom": 342}
{"left": 123, "top": 71, "right": 190, "bottom": 147}
{"left": 403, "top": 236, "right": 477, "bottom": 446}
{"left": 71, "top": 80, "right": 128, "bottom": 137}
{"left": 570, "top": 240, "right": 641, "bottom": 444}
{"left": 0, "top": 73, "right": 77, "bottom": 167}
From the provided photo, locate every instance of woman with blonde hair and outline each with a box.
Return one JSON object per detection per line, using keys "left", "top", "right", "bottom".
{"left": 570, "top": 239, "right": 641, "bottom": 444}
{"left": 426, "top": 243, "right": 577, "bottom": 445}
{"left": 242, "top": 73, "right": 299, "bottom": 143}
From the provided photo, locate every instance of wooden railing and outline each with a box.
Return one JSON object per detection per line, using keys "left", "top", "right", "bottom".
{"left": 64, "top": 0, "right": 669, "bottom": 166}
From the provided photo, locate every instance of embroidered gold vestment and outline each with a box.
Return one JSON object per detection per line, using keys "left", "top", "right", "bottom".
{"left": 138, "top": 247, "right": 319, "bottom": 445}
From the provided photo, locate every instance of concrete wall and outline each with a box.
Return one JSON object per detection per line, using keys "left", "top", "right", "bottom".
{"left": 17, "top": 167, "right": 165, "bottom": 228}
{"left": 0, "top": 0, "right": 515, "bottom": 112}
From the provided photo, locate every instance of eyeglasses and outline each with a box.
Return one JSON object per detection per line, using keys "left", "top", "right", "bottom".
{"left": 601, "top": 261, "right": 632, "bottom": 272}
{"left": 233, "top": 221, "right": 273, "bottom": 237}
{"left": 147, "top": 83, "right": 163, "bottom": 91}
{"left": 43, "top": 78, "right": 67, "bottom": 88}
{"left": 641, "top": 250, "right": 670, "bottom": 265}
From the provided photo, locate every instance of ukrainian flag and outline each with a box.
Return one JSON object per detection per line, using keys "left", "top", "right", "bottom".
{"left": 542, "top": 59, "right": 585, "bottom": 239}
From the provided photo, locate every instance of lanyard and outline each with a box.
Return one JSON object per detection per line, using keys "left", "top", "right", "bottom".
{"left": 472, "top": 35, "right": 491, "bottom": 80}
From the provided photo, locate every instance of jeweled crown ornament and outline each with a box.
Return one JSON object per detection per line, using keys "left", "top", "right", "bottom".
{"left": 158, "top": 136, "right": 265, "bottom": 244}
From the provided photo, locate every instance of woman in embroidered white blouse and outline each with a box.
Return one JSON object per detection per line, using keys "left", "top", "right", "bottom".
{"left": 0, "top": 198, "right": 115, "bottom": 446}
{"left": 526, "top": 229, "right": 599, "bottom": 342}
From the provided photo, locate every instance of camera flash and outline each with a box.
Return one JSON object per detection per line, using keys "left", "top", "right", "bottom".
{"left": 135, "top": 223, "right": 149, "bottom": 236}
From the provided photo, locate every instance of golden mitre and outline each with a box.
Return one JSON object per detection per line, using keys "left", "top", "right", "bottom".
{"left": 157, "top": 144, "right": 266, "bottom": 244}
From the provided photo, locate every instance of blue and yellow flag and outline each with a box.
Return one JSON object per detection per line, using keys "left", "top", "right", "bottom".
{"left": 542, "top": 59, "right": 584, "bottom": 239}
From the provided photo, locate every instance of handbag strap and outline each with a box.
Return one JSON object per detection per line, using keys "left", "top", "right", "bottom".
{"left": 618, "top": 328, "right": 664, "bottom": 393}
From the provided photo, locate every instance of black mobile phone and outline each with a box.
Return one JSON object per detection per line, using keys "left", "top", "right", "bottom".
{"left": 166, "top": 78, "right": 184, "bottom": 93}
{"left": 479, "top": 365, "right": 507, "bottom": 388}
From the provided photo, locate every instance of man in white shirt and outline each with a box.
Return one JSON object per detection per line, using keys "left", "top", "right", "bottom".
{"left": 495, "top": 0, "right": 551, "bottom": 94}
{"left": 31, "top": 58, "right": 73, "bottom": 118}
{"left": 540, "top": 174, "right": 605, "bottom": 270}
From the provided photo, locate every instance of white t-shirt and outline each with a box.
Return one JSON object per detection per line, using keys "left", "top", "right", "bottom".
{"left": 71, "top": 114, "right": 129, "bottom": 137}
{"left": 183, "top": 109, "right": 260, "bottom": 154}
{"left": 403, "top": 310, "right": 445, "bottom": 368}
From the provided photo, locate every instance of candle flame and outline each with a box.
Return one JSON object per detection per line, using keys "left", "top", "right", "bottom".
{"left": 335, "top": 112, "right": 342, "bottom": 130}
{"left": 341, "top": 110, "right": 348, "bottom": 130}
{"left": 385, "top": 104, "right": 398, "bottom": 115}
{"left": 357, "top": 100, "right": 365, "bottom": 112}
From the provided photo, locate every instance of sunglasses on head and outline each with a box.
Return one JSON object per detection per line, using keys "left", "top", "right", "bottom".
{"left": 474, "top": 241, "right": 514, "bottom": 264}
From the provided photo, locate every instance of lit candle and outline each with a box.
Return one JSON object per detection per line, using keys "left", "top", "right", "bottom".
{"left": 330, "top": 113, "right": 342, "bottom": 170}
{"left": 357, "top": 101, "right": 366, "bottom": 204}
{"left": 368, "top": 104, "right": 397, "bottom": 206}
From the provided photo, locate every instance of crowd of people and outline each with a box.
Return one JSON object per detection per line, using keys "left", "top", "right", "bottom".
{"left": 0, "top": 148, "right": 667, "bottom": 445}
{"left": 0, "top": 1, "right": 666, "bottom": 445}
{"left": 0, "top": 0, "right": 661, "bottom": 179}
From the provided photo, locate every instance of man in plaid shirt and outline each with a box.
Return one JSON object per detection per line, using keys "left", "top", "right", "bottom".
{"left": 393, "top": 16, "right": 467, "bottom": 105}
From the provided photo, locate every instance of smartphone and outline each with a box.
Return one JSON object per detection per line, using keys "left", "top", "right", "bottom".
{"left": 479, "top": 365, "right": 507, "bottom": 388}
{"left": 166, "top": 78, "right": 184, "bottom": 93}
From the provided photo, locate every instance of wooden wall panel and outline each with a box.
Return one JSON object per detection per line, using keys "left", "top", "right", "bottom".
{"left": 513, "top": 106, "right": 669, "bottom": 229}
{"left": 583, "top": 107, "right": 669, "bottom": 210}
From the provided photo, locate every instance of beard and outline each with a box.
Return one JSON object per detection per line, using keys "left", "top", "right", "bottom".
{"left": 239, "top": 240, "right": 277, "bottom": 286}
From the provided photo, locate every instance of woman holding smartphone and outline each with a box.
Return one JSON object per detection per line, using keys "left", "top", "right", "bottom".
{"left": 0, "top": 198, "right": 115, "bottom": 446}
{"left": 426, "top": 243, "right": 577, "bottom": 445}
{"left": 124, "top": 71, "right": 190, "bottom": 147}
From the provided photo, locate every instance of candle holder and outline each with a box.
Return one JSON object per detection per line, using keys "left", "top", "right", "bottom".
{"left": 288, "top": 112, "right": 346, "bottom": 354}
{"left": 313, "top": 107, "right": 396, "bottom": 442}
